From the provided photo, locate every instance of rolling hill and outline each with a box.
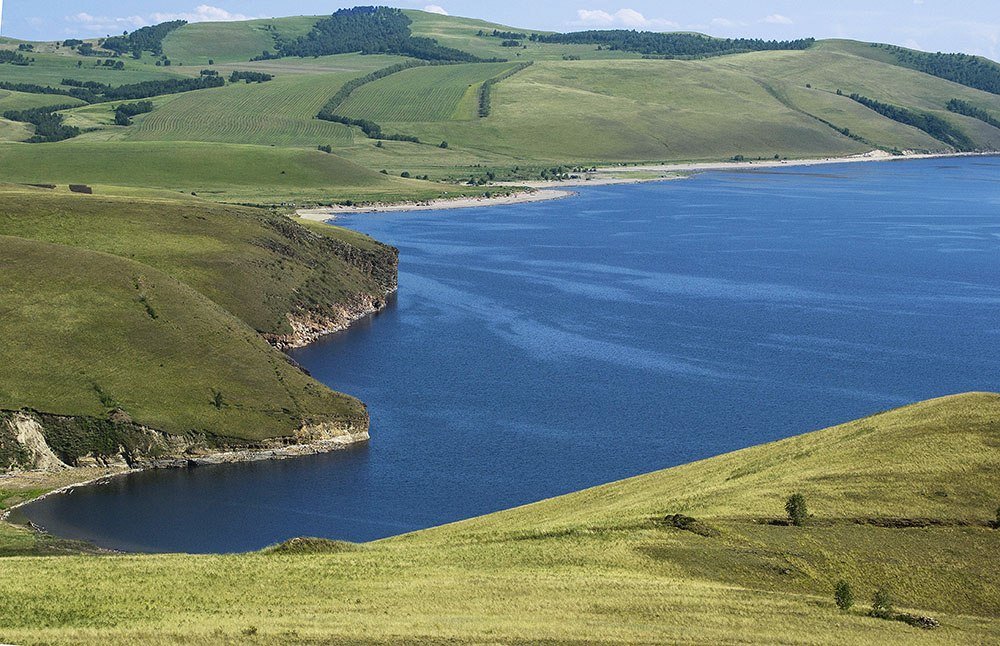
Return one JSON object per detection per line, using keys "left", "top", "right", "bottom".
{"left": 0, "top": 9, "right": 998, "bottom": 202}
{"left": 0, "top": 393, "right": 996, "bottom": 643}
{"left": 0, "top": 8, "right": 998, "bottom": 643}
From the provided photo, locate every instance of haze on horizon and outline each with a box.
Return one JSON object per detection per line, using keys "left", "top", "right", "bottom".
{"left": 2, "top": 0, "right": 1000, "bottom": 61}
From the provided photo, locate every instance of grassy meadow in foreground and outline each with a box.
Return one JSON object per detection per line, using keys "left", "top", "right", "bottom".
{"left": 0, "top": 393, "right": 996, "bottom": 644}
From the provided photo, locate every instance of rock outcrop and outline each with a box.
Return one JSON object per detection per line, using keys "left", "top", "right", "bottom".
{"left": 0, "top": 410, "right": 369, "bottom": 473}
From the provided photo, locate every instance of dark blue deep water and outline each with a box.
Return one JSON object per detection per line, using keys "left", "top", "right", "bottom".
{"left": 19, "top": 157, "right": 1000, "bottom": 553}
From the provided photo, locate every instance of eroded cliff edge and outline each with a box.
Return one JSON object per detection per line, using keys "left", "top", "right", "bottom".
{"left": 0, "top": 198, "right": 400, "bottom": 477}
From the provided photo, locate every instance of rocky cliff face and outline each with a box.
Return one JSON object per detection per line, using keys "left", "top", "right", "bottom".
{"left": 0, "top": 410, "right": 369, "bottom": 473}
{"left": 269, "top": 290, "right": 395, "bottom": 350}
{"left": 266, "top": 234, "right": 400, "bottom": 349}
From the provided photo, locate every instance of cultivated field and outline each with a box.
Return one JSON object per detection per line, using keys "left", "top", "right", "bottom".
{"left": 338, "top": 61, "right": 517, "bottom": 123}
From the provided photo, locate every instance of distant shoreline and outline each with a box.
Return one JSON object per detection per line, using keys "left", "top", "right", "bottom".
{"left": 297, "top": 150, "right": 992, "bottom": 220}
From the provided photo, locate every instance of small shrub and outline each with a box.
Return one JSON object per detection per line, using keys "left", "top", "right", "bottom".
{"left": 834, "top": 580, "right": 854, "bottom": 611}
{"left": 211, "top": 389, "right": 225, "bottom": 410}
{"left": 785, "top": 493, "right": 808, "bottom": 526}
{"left": 662, "top": 514, "right": 720, "bottom": 538}
{"left": 439, "top": 140, "right": 449, "bottom": 149}
{"left": 897, "top": 614, "right": 940, "bottom": 630}
{"left": 994, "top": 506, "right": 1000, "bottom": 529}
{"left": 870, "top": 587, "right": 894, "bottom": 619}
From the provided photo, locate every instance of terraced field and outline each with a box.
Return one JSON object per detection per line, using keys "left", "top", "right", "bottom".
{"left": 115, "top": 75, "right": 355, "bottom": 147}
{"left": 338, "top": 62, "right": 518, "bottom": 123}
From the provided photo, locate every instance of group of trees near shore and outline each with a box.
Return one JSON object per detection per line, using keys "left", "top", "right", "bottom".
{"left": 848, "top": 93, "right": 975, "bottom": 151}
{"left": 947, "top": 99, "right": 1000, "bottom": 129}
{"left": 531, "top": 31, "right": 816, "bottom": 58}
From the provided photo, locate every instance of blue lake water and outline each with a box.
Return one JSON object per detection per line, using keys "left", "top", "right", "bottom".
{"left": 19, "top": 157, "right": 1000, "bottom": 553}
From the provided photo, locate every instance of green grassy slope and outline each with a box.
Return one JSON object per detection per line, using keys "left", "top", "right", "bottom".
{"left": 404, "top": 9, "right": 637, "bottom": 61}
{"left": 0, "top": 235, "right": 364, "bottom": 441}
{"left": 0, "top": 187, "right": 398, "bottom": 443}
{"left": 0, "top": 51, "right": 185, "bottom": 87}
{"left": 0, "top": 141, "right": 443, "bottom": 203}
{"left": 0, "top": 393, "right": 996, "bottom": 643}
{"left": 161, "top": 16, "right": 322, "bottom": 64}
{"left": 109, "top": 55, "right": 405, "bottom": 147}
{"left": 0, "top": 189, "right": 389, "bottom": 336}
{"left": 393, "top": 58, "right": 869, "bottom": 163}
{"left": 360, "top": 41, "right": 1000, "bottom": 167}
{"left": 0, "top": 90, "right": 85, "bottom": 112}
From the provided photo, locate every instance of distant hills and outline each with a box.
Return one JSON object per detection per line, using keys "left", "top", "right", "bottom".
{"left": 0, "top": 8, "right": 997, "bottom": 203}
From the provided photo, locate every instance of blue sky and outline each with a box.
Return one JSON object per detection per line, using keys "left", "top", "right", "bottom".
{"left": 3, "top": 1, "right": 1000, "bottom": 60}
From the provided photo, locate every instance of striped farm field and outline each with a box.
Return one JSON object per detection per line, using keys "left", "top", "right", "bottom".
{"left": 117, "top": 72, "right": 361, "bottom": 147}
{"left": 338, "top": 62, "right": 517, "bottom": 123}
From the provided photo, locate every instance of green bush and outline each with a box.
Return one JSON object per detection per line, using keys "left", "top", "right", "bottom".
{"left": 834, "top": 580, "right": 854, "bottom": 611}
{"left": 785, "top": 493, "right": 808, "bottom": 526}
{"left": 870, "top": 588, "right": 894, "bottom": 619}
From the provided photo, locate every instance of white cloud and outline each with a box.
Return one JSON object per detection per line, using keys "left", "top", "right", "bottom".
{"left": 64, "top": 5, "right": 255, "bottom": 36}
{"left": 423, "top": 4, "right": 449, "bottom": 15}
{"left": 762, "top": 14, "right": 794, "bottom": 25}
{"left": 574, "top": 8, "right": 678, "bottom": 30}
{"left": 151, "top": 5, "right": 254, "bottom": 23}
{"left": 710, "top": 17, "right": 744, "bottom": 29}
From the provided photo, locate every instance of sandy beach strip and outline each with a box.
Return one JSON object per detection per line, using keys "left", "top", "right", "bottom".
{"left": 297, "top": 151, "right": 990, "bottom": 220}
{"left": 297, "top": 189, "right": 575, "bottom": 221}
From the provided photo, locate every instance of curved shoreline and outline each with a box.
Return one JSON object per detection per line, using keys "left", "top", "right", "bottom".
{"left": 298, "top": 150, "right": 993, "bottom": 219}
{"left": 0, "top": 290, "right": 395, "bottom": 533}
{"left": 297, "top": 188, "right": 575, "bottom": 220}
{"left": 6, "top": 151, "right": 994, "bottom": 546}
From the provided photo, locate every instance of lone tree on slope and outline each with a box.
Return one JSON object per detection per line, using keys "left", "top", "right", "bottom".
{"left": 785, "top": 493, "right": 808, "bottom": 526}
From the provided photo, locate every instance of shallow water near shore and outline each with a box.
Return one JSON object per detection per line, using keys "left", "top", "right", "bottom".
{"left": 20, "top": 157, "right": 1000, "bottom": 553}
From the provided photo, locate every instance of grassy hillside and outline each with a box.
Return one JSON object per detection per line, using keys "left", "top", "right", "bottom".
{"left": 0, "top": 187, "right": 396, "bottom": 444}
{"left": 161, "top": 16, "right": 322, "bottom": 64}
{"left": 0, "top": 235, "right": 363, "bottom": 441}
{"left": 0, "top": 393, "right": 996, "bottom": 643}
{"left": 2, "top": 14, "right": 999, "bottom": 201}
{"left": 404, "top": 10, "right": 637, "bottom": 61}
{"left": 109, "top": 55, "right": 405, "bottom": 147}
{"left": 0, "top": 141, "right": 452, "bottom": 203}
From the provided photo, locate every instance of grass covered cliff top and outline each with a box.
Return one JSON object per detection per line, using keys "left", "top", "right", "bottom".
{"left": 0, "top": 186, "right": 396, "bottom": 444}
{"left": 0, "top": 392, "right": 996, "bottom": 643}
